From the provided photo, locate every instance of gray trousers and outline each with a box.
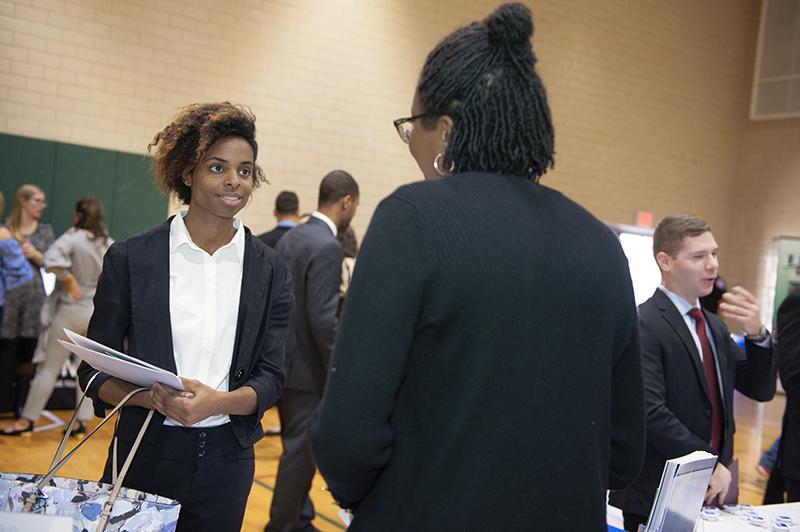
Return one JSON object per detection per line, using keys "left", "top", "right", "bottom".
{"left": 266, "top": 388, "right": 323, "bottom": 532}
{"left": 21, "top": 302, "right": 94, "bottom": 423}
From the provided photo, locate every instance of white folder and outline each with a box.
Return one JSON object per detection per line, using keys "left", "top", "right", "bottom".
{"left": 59, "top": 329, "right": 183, "bottom": 391}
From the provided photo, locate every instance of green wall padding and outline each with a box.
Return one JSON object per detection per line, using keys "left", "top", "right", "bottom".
{"left": 0, "top": 133, "right": 168, "bottom": 240}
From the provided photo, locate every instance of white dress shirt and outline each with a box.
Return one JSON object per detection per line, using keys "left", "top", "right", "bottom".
{"left": 311, "top": 211, "right": 337, "bottom": 237}
{"left": 166, "top": 212, "right": 244, "bottom": 427}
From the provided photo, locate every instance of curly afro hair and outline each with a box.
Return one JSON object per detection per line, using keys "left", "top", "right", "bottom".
{"left": 148, "top": 102, "right": 267, "bottom": 204}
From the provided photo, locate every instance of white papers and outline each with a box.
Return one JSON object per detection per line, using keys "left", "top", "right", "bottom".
{"left": 645, "top": 450, "right": 718, "bottom": 532}
{"left": 64, "top": 329, "right": 162, "bottom": 371}
{"left": 59, "top": 329, "right": 183, "bottom": 391}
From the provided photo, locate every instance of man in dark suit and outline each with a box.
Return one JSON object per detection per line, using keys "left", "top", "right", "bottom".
{"left": 266, "top": 170, "right": 359, "bottom": 532}
{"left": 777, "top": 290, "right": 800, "bottom": 501}
{"left": 610, "top": 214, "right": 777, "bottom": 531}
{"left": 258, "top": 190, "right": 301, "bottom": 248}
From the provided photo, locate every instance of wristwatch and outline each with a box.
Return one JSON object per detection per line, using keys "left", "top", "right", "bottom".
{"left": 745, "top": 327, "right": 769, "bottom": 343}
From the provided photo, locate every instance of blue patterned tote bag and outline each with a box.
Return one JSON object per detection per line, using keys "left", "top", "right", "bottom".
{"left": 0, "top": 382, "right": 180, "bottom": 531}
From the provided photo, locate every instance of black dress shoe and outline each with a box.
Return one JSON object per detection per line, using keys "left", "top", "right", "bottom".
{"left": 62, "top": 421, "right": 86, "bottom": 437}
{"left": 0, "top": 419, "right": 33, "bottom": 436}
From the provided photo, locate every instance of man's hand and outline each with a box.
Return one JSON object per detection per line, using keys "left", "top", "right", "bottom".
{"left": 705, "top": 462, "right": 732, "bottom": 506}
{"left": 150, "top": 378, "right": 222, "bottom": 427}
{"left": 718, "top": 286, "right": 764, "bottom": 336}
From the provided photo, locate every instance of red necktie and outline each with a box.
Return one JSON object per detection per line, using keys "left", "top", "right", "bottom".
{"left": 688, "top": 307, "right": 723, "bottom": 451}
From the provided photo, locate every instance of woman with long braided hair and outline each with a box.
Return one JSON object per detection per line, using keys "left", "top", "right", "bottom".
{"left": 310, "top": 4, "right": 645, "bottom": 530}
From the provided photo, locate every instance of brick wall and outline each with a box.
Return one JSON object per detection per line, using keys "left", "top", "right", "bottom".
{"left": 728, "top": 118, "right": 800, "bottom": 310}
{"left": 1, "top": 0, "right": 797, "bottom": 303}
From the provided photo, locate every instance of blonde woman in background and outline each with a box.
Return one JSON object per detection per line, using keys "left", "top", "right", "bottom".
{"left": 2, "top": 197, "right": 112, "bottom": 436}
{"left": 0, "top": 184, "right": 53, "bottom": 417}
{"left": 0, "top": 190, "right": 34, "bottom": 333}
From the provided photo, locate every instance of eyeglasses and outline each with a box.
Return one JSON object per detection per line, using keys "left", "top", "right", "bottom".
{"left": 393, "top": 113, "right": 429, "bottom": 144}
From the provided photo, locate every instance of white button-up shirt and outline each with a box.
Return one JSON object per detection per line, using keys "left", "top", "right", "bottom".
{"left": 165, "top": 212, "right": 244, "bottom": 427}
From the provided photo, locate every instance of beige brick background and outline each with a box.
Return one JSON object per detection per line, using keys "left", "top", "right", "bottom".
{"left": 729, "top": 118, "right": 800, "bottom": 309}
{"left": 1, "top": 0, "right": 798, "bottom": 309}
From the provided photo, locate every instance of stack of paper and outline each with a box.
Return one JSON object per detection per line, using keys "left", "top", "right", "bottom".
{"left": 58, "top": 329, "right": 184, "bottom": 391}
{"left": 644, "top": 450, "right": 718, "bottom": 532}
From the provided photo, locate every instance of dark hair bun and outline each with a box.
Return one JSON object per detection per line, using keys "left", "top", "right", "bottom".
{"left": 485, "top": 3, "right": 533, "bottom": 46}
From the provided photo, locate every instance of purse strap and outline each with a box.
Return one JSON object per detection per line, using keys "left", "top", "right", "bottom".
{"left": 23, "top": 372, "right": 155, "bottom": 522}
{"left": 49, "top": 371, "right": 100, "bottom": 470}
{"left": 96, "top": 408, "right": 155, "bottom": 532}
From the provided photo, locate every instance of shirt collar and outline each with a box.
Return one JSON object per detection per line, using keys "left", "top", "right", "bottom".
{"left": 170, "top": 211, "right": 244, "bottom": 261}
{"left": 276, "top": 220, "right": 297, "bottom": 228}
{"left": 311, "top": 211, "right": 337, "bottom": 237}
{"left": 659, "top": 284, "right": 700, "bottom": 317}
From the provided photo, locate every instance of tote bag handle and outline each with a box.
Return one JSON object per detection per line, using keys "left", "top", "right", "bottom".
{"left": 23, "top": 370, "right": 157, "bottom": 532}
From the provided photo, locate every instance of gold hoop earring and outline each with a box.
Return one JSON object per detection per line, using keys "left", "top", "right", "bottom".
{"left": 433, "top": 153, "right": 454, "bottom": 176}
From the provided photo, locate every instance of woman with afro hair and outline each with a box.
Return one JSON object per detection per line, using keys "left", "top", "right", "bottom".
{"left": 78, "top": 102, "right": 292, "bottom": 531}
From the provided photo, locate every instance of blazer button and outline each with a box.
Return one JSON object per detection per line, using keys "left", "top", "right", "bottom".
{"left": 234, "top": 368, "right": 244, "bottom": 380}
{"left": 704, "top": 409, "right": 711, "bottom": 417}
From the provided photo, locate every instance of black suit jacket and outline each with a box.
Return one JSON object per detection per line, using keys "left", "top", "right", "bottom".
{"left": 610, "top": 288, "right": 777, "bottom": 517}
{"left": 309, "top": 173, "right": 645, "bottom": 531}
{"left": 77, "top": 219, "right": 293, "bottom": 448}
{"left": 275, "top": 216, "right": 343, "bottom": 392}
{"left": 778, "top": 291, "right": 800, "bottom": 480}
{"left": 258, "top": 225, "right": 291, "bottom": 248}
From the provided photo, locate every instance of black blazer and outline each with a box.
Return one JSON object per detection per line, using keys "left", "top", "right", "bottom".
{"left": 309, "top": 173, "right": 645, "bottom": 532}
{"left": 778, "top": 291, "right": 800, "bottom": 480}
{"left": 610, "top": 288, "right": 777, "bottom": 517}
{"left": 77, "top": 219, "right": 293, "bottom": 448}
{"left": 258, "top": 225, "right": 291, "bottom": 248}
{"left": 275, "top": 216, "right": 342, "bottom": 392}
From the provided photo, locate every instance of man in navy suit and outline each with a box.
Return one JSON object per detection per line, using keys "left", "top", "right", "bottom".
{"left": 258, "top": 191, "right": 301, "bottom": 249}
{"left": 610, "top": 214, "right": 777, "bottom": 531}
{"left": 266, "top": 170, "right": 359, "bottom": 532}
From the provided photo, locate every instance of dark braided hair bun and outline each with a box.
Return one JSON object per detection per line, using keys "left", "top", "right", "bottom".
{"left": 485, "top": 2, "right": 533, "bottom": 47}
{"left": 415, "top": 2, "right": 554, "bottom": 181}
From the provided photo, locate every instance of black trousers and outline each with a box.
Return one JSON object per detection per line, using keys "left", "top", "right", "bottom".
{"left": 102, "top": 422, "right": 254, "bottom": 532}
{"left": 764, "top": 466, "right": 786, "bottom": 504}
{"left": 786, "top": 476, "right": 800, "bottom": 502}
{"left": 266, "top": 388, "right": 322, "bottom": 532}
{"left": 623, "top": 512, "right": 647, "bottom": 532}
{"left": 0, "top": 336, "right": 37, "bottom": 414}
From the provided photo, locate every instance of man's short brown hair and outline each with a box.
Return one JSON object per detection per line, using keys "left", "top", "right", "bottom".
{"left": 653, "top": 214, "right": 711, "bottom": 258}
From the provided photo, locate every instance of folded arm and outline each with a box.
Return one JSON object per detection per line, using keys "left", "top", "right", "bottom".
{"left": 78, "top": 241, "right": 130, "bottom": 417}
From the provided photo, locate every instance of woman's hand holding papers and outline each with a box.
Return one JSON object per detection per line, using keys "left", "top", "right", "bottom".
{"left": 150, "top": 378, "right": 217, "bottom": 427}
{"left": 150, "top": 378, "right": 259, "bottom": 426}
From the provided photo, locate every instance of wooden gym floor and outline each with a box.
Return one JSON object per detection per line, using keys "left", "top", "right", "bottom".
{"left": 0, "top": 392, "right": 787, "bottom": 531}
